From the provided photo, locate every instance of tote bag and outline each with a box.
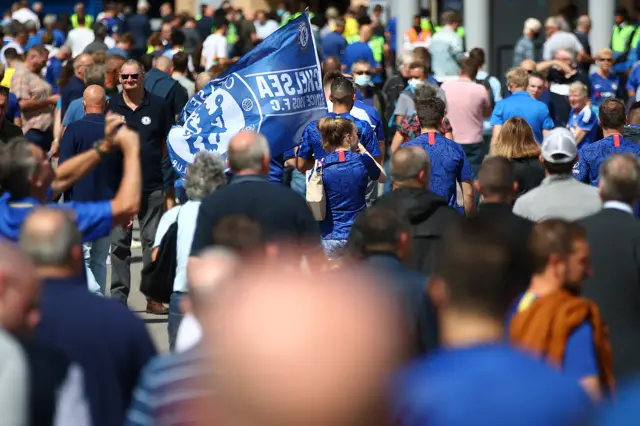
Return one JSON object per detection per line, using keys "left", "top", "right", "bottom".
{"left": 306, "top": 160, "right": 326, "bottom": 221}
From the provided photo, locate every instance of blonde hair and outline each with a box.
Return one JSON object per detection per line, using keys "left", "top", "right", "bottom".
{"left": 506, "top": 68, "right": 529, "bottom": 91}
{"left": 490, "top": 117, "right": 541, "bottom": 159}
{"left": 317, "top": 117, "right": 356, "bottom": 152}
{"left": 598, "top": 47, "right": 613, "bottom": 57}
{"left": 523, "top": 18, "right": 541, "bottom": 35}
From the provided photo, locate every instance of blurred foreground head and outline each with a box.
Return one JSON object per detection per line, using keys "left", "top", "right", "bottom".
{"left": 204, "top": 262, "right": 409, "bottom": 426}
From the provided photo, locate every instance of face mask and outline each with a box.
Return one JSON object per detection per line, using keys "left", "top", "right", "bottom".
{"left": 408, "top": 78, "right": 423, "bottom": 88}
{"left": 277, "top": 9, "right": 285, "bottom": 16}
{"left": 354, "top": 74, "right": 371, "bottom": 87}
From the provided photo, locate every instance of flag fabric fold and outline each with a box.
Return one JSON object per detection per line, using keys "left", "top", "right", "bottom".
{"left": 168, "top": 12, "right": 326, "bottom": 177}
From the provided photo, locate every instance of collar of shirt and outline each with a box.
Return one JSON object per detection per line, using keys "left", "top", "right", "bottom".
{"left": 112, "top": 90, "right": 152, "bottom": 110}
{"left": 603, "top": 200, "right": 634, "bottom": 214}
{"left": 229, "top": 174, "right": 269, "bottom": 185}
{"left": 542, "top": 173, "right": 575, "bottom": 185}
{"left": 510, "top": 90, "right": 530, "bottom": 98}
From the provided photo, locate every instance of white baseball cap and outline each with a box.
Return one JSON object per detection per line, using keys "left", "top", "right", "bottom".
{"left": 541, "top": 128, "right": 578, "bottom": 164}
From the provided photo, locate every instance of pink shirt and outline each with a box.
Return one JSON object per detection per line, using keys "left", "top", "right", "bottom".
{"left": 441, "top": 78, "right": 490, "bottom": 144}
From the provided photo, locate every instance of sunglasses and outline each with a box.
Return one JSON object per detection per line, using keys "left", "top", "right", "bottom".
{"left": 353, "top": 71, "right": 371, "bottom": 75}
{"left": 599, "top": 58, "right": 613, "bottom": 62}
{"left": 120, "top": 73, "right": 139, "bottom": 80}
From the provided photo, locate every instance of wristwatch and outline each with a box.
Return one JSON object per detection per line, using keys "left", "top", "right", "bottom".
{"left": 93, "top": 141, "right": 107, "bottom": 160}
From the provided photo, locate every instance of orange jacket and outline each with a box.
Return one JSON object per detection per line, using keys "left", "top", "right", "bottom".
{"left": 405, "top": 28, "right": 431, "bottom": 43}
{"left": 510, "top": 290, "right": 615, "bottom": 394}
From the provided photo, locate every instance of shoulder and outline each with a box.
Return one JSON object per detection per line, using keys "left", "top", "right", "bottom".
{"left": 147, "top": 92, "right": 170, "bottom": 106}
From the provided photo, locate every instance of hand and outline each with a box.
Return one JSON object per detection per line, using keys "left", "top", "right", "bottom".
{"left": 104, "top": 112, "right": 126, "bottom": 149}
{"left": 48, "top": 139, "right": 60, "bottom": 158}
{"left": 48, "top": 94, "right": 60, "bottom": 105}
{"left": 114, "top": 124, "right": 140, "bottom": 153}
{"left": 125, "top": 216, "right": 134, "bottom": 231}
{"left": 554, "top": 60, "right": 573, "bottom": 74}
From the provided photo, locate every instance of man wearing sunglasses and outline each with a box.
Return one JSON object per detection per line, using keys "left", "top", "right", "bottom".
{"left": 107, "top": 59, "right": 174, "bottom": 314}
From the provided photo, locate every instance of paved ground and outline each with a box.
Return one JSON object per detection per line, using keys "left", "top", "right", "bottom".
{"left": 105, "top": 245, "right": 170, "bottom": 354}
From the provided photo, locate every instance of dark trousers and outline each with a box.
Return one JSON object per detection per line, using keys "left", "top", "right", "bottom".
{"left": 25, "top": 128, "right": 53, "bottom": 153}
{"left": 110, "top": 190, "right": 164, "bottom": 303}
{"left": 168, "top": 291, "right": 185, "bottom": 352}
{"left": 461, "top": 142, "right": 486, "bottom": 179}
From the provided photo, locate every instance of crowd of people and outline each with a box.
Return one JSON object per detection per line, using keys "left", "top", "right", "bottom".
{"left": 2, "top": 0, "right": 640, "bottom": 425}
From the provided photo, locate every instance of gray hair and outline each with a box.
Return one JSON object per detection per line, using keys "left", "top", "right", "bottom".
{"left": 545, "top": 16, "right": 561, "bottom": 30}
{"left": 43, "top": 14, "right": 57, "bottom": 27}
{"left": 24, "top": 20, "right": 37, "bottom": 32}
{"left": 569, "top": 81, "right": 587, "bottom": 97}
{"left": 122, "top": 59, "right": 144, "bottom": 74}
{"left": 184, "top": 151, "right": 227, "bottom": 201}
{"left": 228, "top": 132, "right": 270, "bottom": 172}
{"left": 84, "top": 64, "right": 106, "bottom": 85}
{"left": 0, "top": 138, "right": 38, "bottom": 198}
{"left": 391, "top": 146, "right": 431, "bottom": 184}
{"left": 600, "top": 154, "right": 640, "bottom": 204}
{"left": 397, "top": 51, "right": 415, "bottom": 70}
{"left": 19, "top": 208, "right": 82, "bottom": 267}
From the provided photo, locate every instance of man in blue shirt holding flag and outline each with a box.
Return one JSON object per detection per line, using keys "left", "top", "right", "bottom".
{"left": 296, "top": 75, "right": 380, "bottom": 174}
{"left": 0, "top": 113, "right": 141, "bottom": 244}
{"left": 404, "top": 96, "right": 475, "bottom": 216}
{"left": 576, "top": 99, "right": 640, "bottom": 186}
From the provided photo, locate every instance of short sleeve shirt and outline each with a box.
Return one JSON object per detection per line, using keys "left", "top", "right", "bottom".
{"left": 567, "top": 105, "right": 599, "bottom": 149}
{"left": 298, "top": 112, "right": 380, "bottom": 162}
{"left": 404, "top": 132, "right": 473, "bottom": 206}
{"left": 10, "top": 66, "right": 54, "bottom": 133}
{"left": 0, "top": 193, "right": 112, "bottom": 243}
{"left": 575, "top": 135, "right": 640, "bottom": 186}
{"left": 320, "top": 150, "right": 380, "bottom": 240}
{"left": 589, "top": 72, "right": 620, "bottom": 107}
{"left": 490, "top": 91, "right": 554, "bottom": 142}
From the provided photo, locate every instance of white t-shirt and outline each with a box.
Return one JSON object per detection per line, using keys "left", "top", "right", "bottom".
{"left": 254, "top": 19, "right": 279, "bottom": 40}
{"left": 152, "top": 200, "right": 201, "bottom": 293}
{"left": 0, "top": 39, "right": 24, "bottom": 66}
{"left": 66, "top": 28, "right": 95, "bottom": 58}
{"left": 12, "top": 7, "right": 40, "bottom": 28}
{"left": 202, "top": 33, "right": 228, "bottom": 71}
{"left": 175, "top": 313, "right": 202, "bottom": 353}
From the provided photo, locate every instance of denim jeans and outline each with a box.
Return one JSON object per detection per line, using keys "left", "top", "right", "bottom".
{"left": 168, "top": 291, "right": 186, "bottom": 352}
{"left": 460, "top": 142, "right": 486, "bottom": 179}
{"left": 383, "top": 157, "right": 392, "bottom": 194}
{"left": 83, "top": 236, "right": 110, "bottom": 296}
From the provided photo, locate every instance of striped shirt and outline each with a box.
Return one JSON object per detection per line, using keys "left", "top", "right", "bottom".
{"left": 124, "top": 347, "right": 210, "bottom": 426}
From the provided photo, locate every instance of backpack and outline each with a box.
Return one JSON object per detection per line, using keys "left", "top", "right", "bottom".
{"left": 140, "top": 207, "right": 181, "bottom": 303}
{"left": 476, "top": 75, "right": 495, "bottom": 109}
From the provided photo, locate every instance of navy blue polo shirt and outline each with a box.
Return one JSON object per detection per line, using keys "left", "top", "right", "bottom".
{"left": 58, "top": 114, "right": 123, "bottom": 202}
{"left": 61, "top": 76, "right": 85, "bottom": 118}
{"left": 106, "top": 91, "right": 174, "bottom": 192}
{"left": 36, "top": 276, "right": 156, "bottom": 426}
{"left": 322, "top": 31, "right": 348, "bottom": 59}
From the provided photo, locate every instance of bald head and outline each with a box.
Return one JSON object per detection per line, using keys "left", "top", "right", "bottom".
{"left": 520, "top": 59, "right": 536, "bottom": 73}
{"left": 322, "top": 57, "right": 341, "bottom": 75}
{"left": 19, "top": 208, "right": 83, "bottom": 272}
{"left": 227, "top": 131, "right": 270, "bottom": 173}
{"left": 187, "top": 248, "right": 239, "bottom": 316}
{"left": 83, "top": 85, "right": 106, "bottom": 113}
{"left": 391, "top": 146, "right": 430, "bottom": 189}
{"left": 207, "top": 264, "right": 408, "bottom": 426}
{"left": 195, "top": 72, "right": 213, "bottom": 92}
{"left": 154, "top": 55, "right": 173, "bottom": 73}
{"left": 74, "top": 53, "right": 94, "bottom": 78}
{"left": 0, "top": 244, "right": 39, "bottom": 334}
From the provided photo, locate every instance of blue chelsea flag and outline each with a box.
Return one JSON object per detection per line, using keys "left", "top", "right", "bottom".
{"left": 168, "top": 12, "right": 327, "bottom": 177}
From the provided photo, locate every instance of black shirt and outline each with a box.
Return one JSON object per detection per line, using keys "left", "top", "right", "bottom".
{"left": 547, "top": 68, "right": 591, "bottom": 127}
{"left": 0, "top": 118, "right": 23, "bottom": 144}
{"left": 574, "top": 31, "right": 592, "bottom": 74}
{"left": 106, "top": 91, "right": 173, "bottom": 192}
{"left": 190, "top": 175, "right": 320, "bottom": 255}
